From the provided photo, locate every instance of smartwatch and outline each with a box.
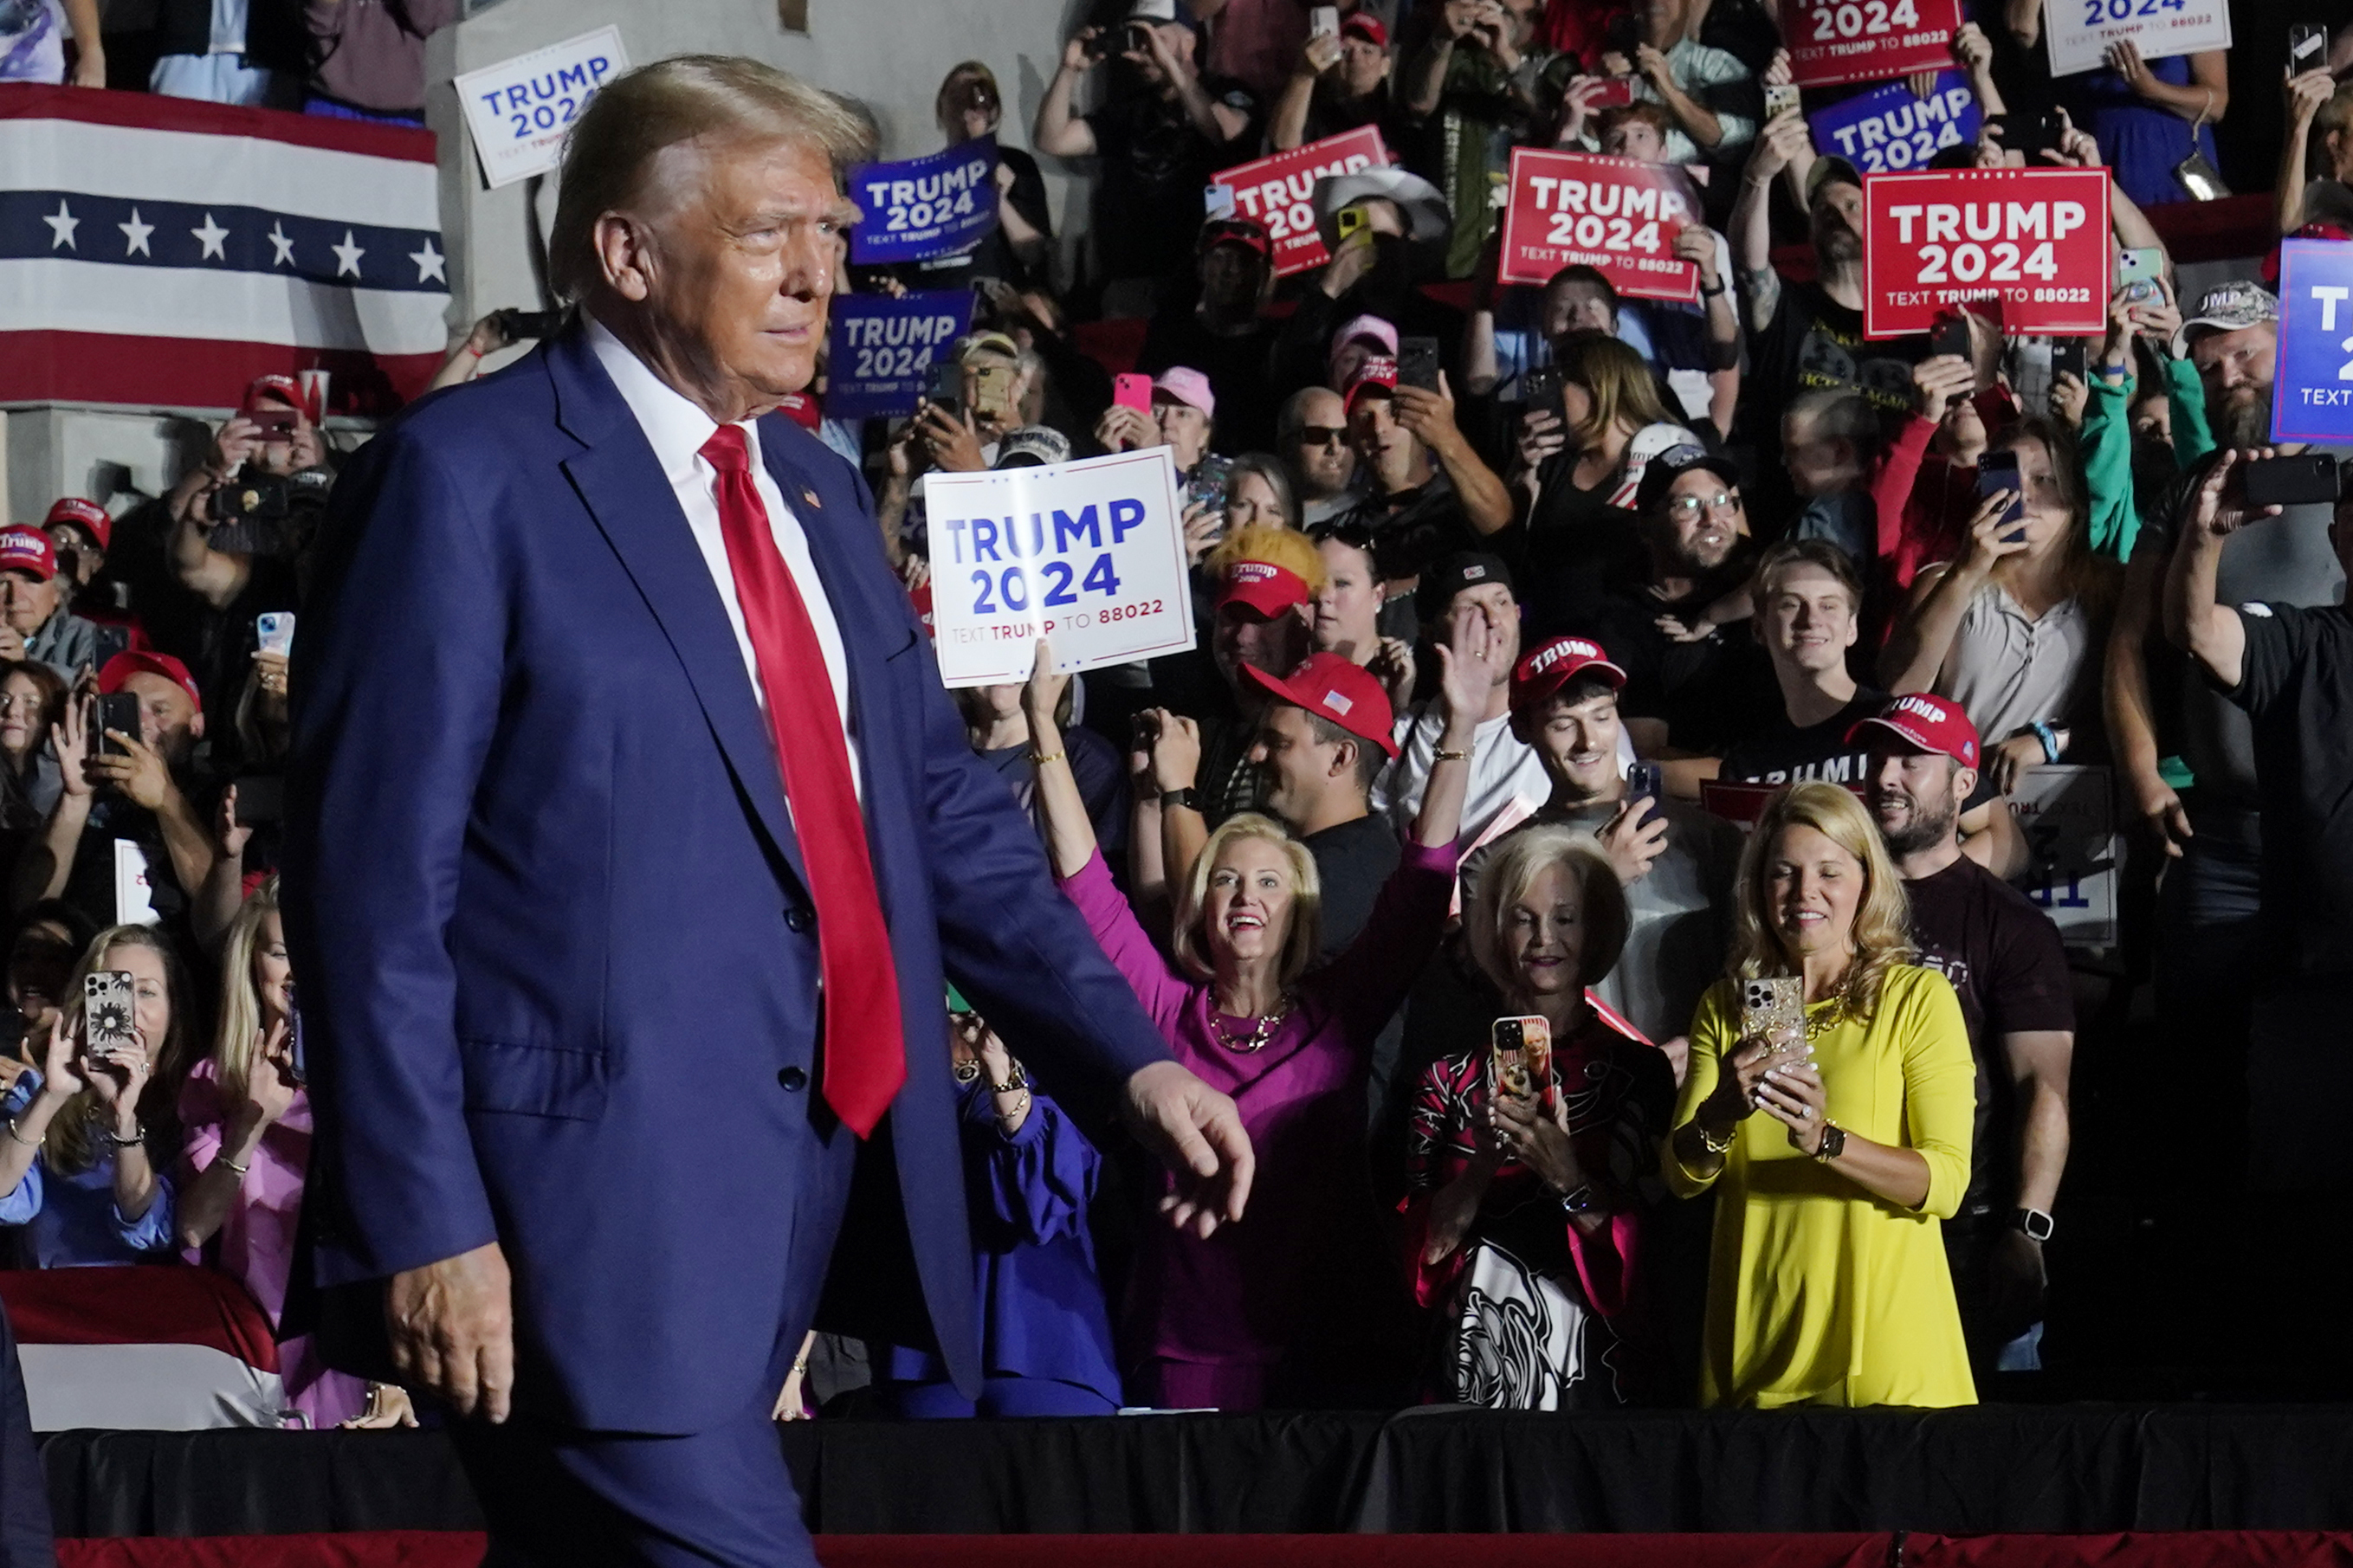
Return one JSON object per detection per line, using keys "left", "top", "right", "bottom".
{"left": 2012, "top": 1206, "right": 2055, "bottom": 1242}
{"left": 1160, "top": 787, "right": 1201, "bottom": 813}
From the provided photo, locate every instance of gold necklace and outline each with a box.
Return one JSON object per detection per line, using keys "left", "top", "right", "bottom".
{"left": 1210, "top": 997, "right": 1290, "bottom": 1054}
{"left": 1802, "top": 973, "right": 1858, "bottom": 1039}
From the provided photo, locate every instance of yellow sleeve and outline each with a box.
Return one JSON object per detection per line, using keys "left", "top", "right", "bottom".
{"left": 1663, "top": 979, "right": 1741, "bottom": 1197}
{"left": 1894, "top": 967, "right": 1977, "bottom": 1220}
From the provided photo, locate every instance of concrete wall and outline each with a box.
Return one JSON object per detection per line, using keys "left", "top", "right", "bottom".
{"left": 430, "top": 0, "right": 1096, "bottom": 377}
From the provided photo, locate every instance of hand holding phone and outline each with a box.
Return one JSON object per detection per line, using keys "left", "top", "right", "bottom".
{"left": 1739, "top": 977, "right": 1806, "bottom": 1062}
{"left": 1113, "top": 373, "right": 1154, "bottom": 413}
{"left": 1976, "top": 450, "right": 2026, "bottom": 542}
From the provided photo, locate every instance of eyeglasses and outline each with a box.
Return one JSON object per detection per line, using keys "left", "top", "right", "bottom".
{"left": 1297, "top": 426, "right": 1348, "bottom": 447}
{"left": 1665, "top": 491, "right": 1742, "bottom": 518}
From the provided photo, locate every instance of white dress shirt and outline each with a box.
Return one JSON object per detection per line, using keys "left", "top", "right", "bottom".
{"left": 587, "top": 315, "right": 858, "bottom": 793}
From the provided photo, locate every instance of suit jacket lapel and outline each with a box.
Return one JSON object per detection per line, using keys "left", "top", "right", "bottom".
{"left": 546, "top": 330, "right": 811, "bottom": 896}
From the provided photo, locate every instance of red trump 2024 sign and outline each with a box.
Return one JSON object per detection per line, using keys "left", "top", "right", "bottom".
{"left": 1861, "top": 166, "right": 2110, "bottom": 339}
{"left": 1496, "top": 149, "right": 1701, "bottom": 303}
{"left": 1783, "top": 0, "right": 1962, "bottom": 88}
{"left": 1213, "top": 126, "right": 1390, "bottom": 279}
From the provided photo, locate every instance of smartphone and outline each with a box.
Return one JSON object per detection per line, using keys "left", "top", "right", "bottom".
{"left": 1590, "top": 76, "right": 1636, "bottom": 109}
{"left": 1764, "top": 81, "right": 1802, "bottom": 119}
{"left": 231, "top": 773, "right": 285, "bottom": 826}
{"left": 2292, "top": 23, "right": 2327, "bottom": 73}
{"left": 1490, "top": 1015, "right": 1554, "bottom": 1104}
{"left": 1521, "top": 365, "right": 1562, "bottom": 413}
{"left": 1335, "top": 205, "right": 1369, "bottom": 242}
{"left": 2050, "top": 339, "right": 2085, "bottom": 383}
{"left": 1397, "top": 337, "right": 1442, "bottom": 393}
{"left": 1978, "top": 450, "right": 2025, "bottom": 539}
{"left": 285, "top": 984, "right": 305, "bottom": 1087}
{"left": 2244, "top": 454, "right": 2340, "bottom": 508}
{"left": 1739, "top": 977, "right": 1804, "bottom": 1060}
{"left": 1310, "top": 4, "right": 1339, "bottom": 37}
{"left": 1114, "top": 372, "right": 1154, "bottom": 413}
{"left": 922, "top": 358, "right": 962, "bottom": 420}
{"left": 249, "top": 409, "right": 297, "bottom": 439}
{"left": 256, "top": 611, "right": 294, "bottom": 656}
{"left": 94, "top": 692, "right": 139, "bottom": 759}
{"left": 969, "top": 363, "right": 1015, "bottom": 423}
{"left": 2115, "top": 246, "right": 2165, "bottom": 288}
{"left": 1929, "top": 310, "right": 1971, "bottom": 364}
{"left": 82, "top": 971, "right": 136, "bottom": 1057}
{"left": 492, "top": 307, "right": 565, "bottom": 340}
{"left": 1626, "top": 759, "right": 1663, "bottom": 808}
{"left": 1188, "top": 453, "right": 1232, "bottom": 516}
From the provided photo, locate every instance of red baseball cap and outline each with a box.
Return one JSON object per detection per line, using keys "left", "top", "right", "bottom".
{"left": 43, "top": 498, "right": 110, "bottom": 551}
{"left": 1215, "top": 557, "right": 1313, "bottom": 621}
{"left": 1343, "top": 354, "right": 1397, "bottom": 413}
{"left": 1510, "top": 636, "right": 1626, "bottom": 715}
{"left": 242, "top": 374, "right": 303, "bottom": 413}
{"left": 1846, "top": 692, "right": 1980, "bottom": 769}
{"left": 98, "top": 650, "right": 202, "bottom": 714}
{"left": 1199, "top": 215, "right": 1272, "bottom": 261}
{"left": 1240, "top": 651, "right": 1400, "bottom": 758}
{"left": 0, "top": 529, "right": 55, "bottom": 583}
{"left": 1341, "top": 12, "right": 1388, "bottom": 47}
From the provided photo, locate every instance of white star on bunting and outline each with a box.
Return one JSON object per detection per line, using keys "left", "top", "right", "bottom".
{"left": 42, "top": 200, "right": 77, "bottom": 250}
{"left": 331, "top": 229, "right": 365, "bottom": 278}
{"left": 267, "top": 223, "right": 296, "bottom": 268}
{"left": 191, "top": 212, "right": 229, "bottom": 261}
{"left": 408, "top": 236, "right": 445, "bottom": 285}
{"left": 119, "top": 208, "right": 154, "bottom": 258}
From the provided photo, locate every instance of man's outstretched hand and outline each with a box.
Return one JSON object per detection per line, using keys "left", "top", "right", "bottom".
{"left": 387, "top": 1240, "right": 515, "bottom": 1422}
{"left": 1122, "top": 1060, "right": 1254, "bottom": 1238}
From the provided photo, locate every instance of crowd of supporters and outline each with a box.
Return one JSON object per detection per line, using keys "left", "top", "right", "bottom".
{"left": 9, "top": 0, "right": 2353, "bottom": 1421}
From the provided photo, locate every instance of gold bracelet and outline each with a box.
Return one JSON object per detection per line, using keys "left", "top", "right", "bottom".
{"left": 4, "top": 1118, "right": 36, "bottom": 1150}
{"left": 1030, "top": 749, "right": 1065, "bottom": 767}
{"left": 1696, "top": 1120, "right": 1734, "bottom": 1155}
{"left": 1434, "top": 746, "right": 1473, "bottom": 763}
{"left": 790, "top": 1358, "right": 810, "bottom": 1377}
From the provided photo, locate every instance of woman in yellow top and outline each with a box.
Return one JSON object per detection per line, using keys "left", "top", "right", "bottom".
{"left": 1663, "top": 781, "right": 1976, "bottom": 1409}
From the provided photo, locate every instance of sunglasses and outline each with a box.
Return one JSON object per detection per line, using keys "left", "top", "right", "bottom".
{"left": 1297, "top": 426, "right": 1348, "bottom": 447}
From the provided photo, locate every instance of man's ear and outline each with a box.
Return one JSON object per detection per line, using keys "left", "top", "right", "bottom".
{"left": 1328, "top": 735, "right": 1359, "bottom": 784}
{"left": 593, "top": 212, "right": 655, "bottom": 304}
{"left": 1952, "top": 764, "right": 1979, "bottom": 803}
{"left": 188, "top": 711, "right": 206, "bottom": 744}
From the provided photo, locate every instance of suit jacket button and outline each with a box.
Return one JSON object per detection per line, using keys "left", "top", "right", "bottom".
{"left": 778, "top": 1067, "right": 808, "bottom": 1092}
{"left": 785, "top": 905, "right": 812, "bottom": 933}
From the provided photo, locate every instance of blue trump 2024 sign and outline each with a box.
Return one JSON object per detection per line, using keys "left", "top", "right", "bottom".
{"left": 1807, "top": 72, "right": 1980, "bottom": 177}
{"left": 2272, "top": 239, "right": 2353, "bottom": 445}
{"left": 848, "top": 138, "right": 999, "bottom": 265}
{"left": 824, "top": 291, "right": 975, "bottom": 421}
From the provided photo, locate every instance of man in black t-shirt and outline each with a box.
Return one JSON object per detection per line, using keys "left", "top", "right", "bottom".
{"left": 1136, "top": 216, "right": 1282, "bottom": 455}
{"left": 1856, "top": 693, "right": 2072, "bottom": 1375}
{"left": 1238, "top": 651, "right": 1402, "bottom": 958}
{"left": 1036, "top": 0, "right": 1258, "bottom": 284}
{"left": 1581, "top": 442, "right": 1772, "bottom": 754}
{"left": 2166, "top": 448, "right": 2353, "bottom": 1194}
{"left": 1714, "top": 539, "right": 1884, "bottom": 787}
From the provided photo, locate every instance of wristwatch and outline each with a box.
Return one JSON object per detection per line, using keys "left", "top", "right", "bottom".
{"left": 1813, "top": 1122, "right": 1846, "bottom": 1163}
{"left": 1558, "top": 1184, "right": 1597, "bottom": 1216}
{"left": 1160, "top": 787, "right": 1200, "bottom": 813}
{"left": 2012, "top": 1206, "right": 2055, "bottom": 1243}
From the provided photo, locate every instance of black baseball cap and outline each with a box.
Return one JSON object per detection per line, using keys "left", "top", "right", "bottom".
{"left": 1415, "top": 551, "right": 1516, "bottom": 621}
{"left": 1632, "top": 442, "right": 1742, "bottom": 516}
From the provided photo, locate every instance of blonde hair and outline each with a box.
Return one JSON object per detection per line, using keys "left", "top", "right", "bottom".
{"left": 214, "top": 876, "right": 283, "bottom": 1103}
{"left": 1464, "top": 826, "right": 1628, "bottom": 1000}
{"left": 1171, "top": 814, "right": 1322, "bottom": 985}
{"left": 50, "top": 926, "right": 193, "bottom": 1177}
{"left": 1206, "top": 524, "right": 1328, "bottom": 594}
{"left": 1729, "top": 782, "right": 1914, "bottom": 1017}
{"left": 1555, "top": 332, "right": 1671, "bottom": 450}
{"left": 549, "top": 55, "right": 876, "bottom": 301}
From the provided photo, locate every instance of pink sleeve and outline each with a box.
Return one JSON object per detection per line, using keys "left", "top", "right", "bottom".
{"left": 1564, "top": 1211, "right": 1641, "bottom": 1320}
{"left": 1057, "top": 849, "right": 1193, "bottom": 1032}
{"left": 177, "top": 1066, "right": 224, "bottom": 1179}
{"left": 1873, "top": 414, "right": 1936, "bottom": 568}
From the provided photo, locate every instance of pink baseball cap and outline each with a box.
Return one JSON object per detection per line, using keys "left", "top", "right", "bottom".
{"left": 1328, "top": 313, "right": 1399, "bottom": 382}
{"left": 99, "top": 650, "right": 202, "bottom": 714}
{"left": 1846, "top": 692, "right": 1981, "bottom": 769}
{"left": 1151, "top": 367, "right": 1216, "bottom": 419}
{"left": 0, "top": 528, "right": 55, "bottom": 583}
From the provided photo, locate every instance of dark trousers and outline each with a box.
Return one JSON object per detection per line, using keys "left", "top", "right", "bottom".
{"left": 0, "top": 1300, "right": 54, "bottom": 1568}
{"left": 452, "top": 1124, "right": 859, "bottom": 1567}
{"left": 2151, "top": 802, "right": 2263, "bottom": 1189}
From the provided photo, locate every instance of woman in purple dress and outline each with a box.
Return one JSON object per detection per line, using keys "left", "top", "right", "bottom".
{"left": 869, "top": 1003, "right": 1124, "bottom": 1417}
{"left": 1023, "top": 608, "right": 1506, "bottom": 1412}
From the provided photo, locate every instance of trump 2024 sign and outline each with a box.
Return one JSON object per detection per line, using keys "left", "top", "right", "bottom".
{"left": 1212, "top": 126, "right": 1389, "bottom": 278}
{"left": 1861, "top": 167, "right": 2109, "bottom": 339}
{"left": 2271, "top": 238, "right": 2353, "bottom": 445}
{"left": 1496, "top": 149, "right": 1701, "bottom": 302}
{"left": 1783, "top": 0, "right": 1962, "bottom": 88}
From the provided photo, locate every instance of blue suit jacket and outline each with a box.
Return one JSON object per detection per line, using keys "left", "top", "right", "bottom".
{"left": 281, "top": 325, "right": 1169, "bottom": 1434}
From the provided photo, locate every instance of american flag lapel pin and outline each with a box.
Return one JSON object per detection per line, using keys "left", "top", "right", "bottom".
{"left": 802, "top": 488, "right": 823, "bottom": 509}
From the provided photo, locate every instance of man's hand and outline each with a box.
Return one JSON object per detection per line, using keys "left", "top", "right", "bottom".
{"left": 1748, "top": 109, "right": 1812, "bottom": 181}
{"left": 1984, "top": 732, "right": 2043, "bottom": 797}
{"left": 1633, "top": 42, "right": 1675, "bottom": 91}
{"left": 917, "top": 402, "right": 986, "bottom": 474}
{"left": 1393, "top": 372, "right": 1465, "bottom": 461}
{"left": 1671, "top": 224, "right": 1722, "bottom": 291}
{"left": 216, "top": 784, "right": 252, "bottom": 860}
{"left": 1122, "top": 1059, "right": 1254, "bottom": 1236}
{"left": 1145, "top": 707, "right": 1202, "bottom": 794}
{"left": 1061, "top": 27, "right": 1102, "bottom": 74}
{"left": 387, "top": 1241, "right": 516, "bottom": 1422}
{"left": 2128, "top": 768, "right": 2194, "bottom": 858}
{"left": 0, "top": 626, "right": 27, "bottom": 663}
{"left": 2190, "top": 448, "right": 2283, "bottom": 541}
{"left": 86, "top": 731, "right": 175, "bottom": 812}
{"left": 206, "top": 416, "right": 265, "bottom": 483}
{"left": 1318, "top": 229, "right": 1378, "bottom": 300}
{"left": 1441, "top": 0, "right": 1483, "bottom": 42}
{"left": 1597, "top": 795, "right": 1671, "bottom": 885}
{"left": 1984, "top": 1227, "right": 2047, "bottom": 1339}
{"left": 1952, "top": 22, "right": 1993, "bottom": 72}
{"left": 1299, "top": 31, "right": 1341, "bottom": 77}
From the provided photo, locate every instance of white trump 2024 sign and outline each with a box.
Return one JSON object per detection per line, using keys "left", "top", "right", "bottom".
{"left": 456, "top": 28, "right": 629, "bottom": 189}
{"left": 2040, "top": 0, "right": 2227, "bottom": 79}
{"left": 925, "top": 449, "right": 1195, "bottom": 688}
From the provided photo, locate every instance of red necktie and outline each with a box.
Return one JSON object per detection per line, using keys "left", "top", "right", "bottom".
{"left": 700, "top": 425, "right": 904, "bottom": 1136}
